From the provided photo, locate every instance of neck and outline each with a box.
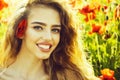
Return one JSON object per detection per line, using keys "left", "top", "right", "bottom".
{"left": 8, "top": 49, "right": 46, "bottom": 79}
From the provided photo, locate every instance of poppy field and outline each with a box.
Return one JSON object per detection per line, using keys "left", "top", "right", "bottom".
{"left": 0, "top": 0, "right": 120, "bottom": 79}
{"left": 68, "top": 0, "right": 120, "bottom": 79}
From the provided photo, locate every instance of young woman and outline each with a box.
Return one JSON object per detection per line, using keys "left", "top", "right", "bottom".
{"left": 0, "top": 0, "right": 100, "bottom": 80}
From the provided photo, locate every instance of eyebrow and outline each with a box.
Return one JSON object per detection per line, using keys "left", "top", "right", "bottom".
{"left": 31, "top": 22, "right": 61, "bottom": 28}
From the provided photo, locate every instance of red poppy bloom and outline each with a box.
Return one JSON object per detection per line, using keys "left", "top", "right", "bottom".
{"left": 82, "top": 13, "right": 96, "bottom": 22}
{"left": 0, "top": 0, "right": 8, "bottom": 10}
{"left": 79, "top": 5, "right": 95, "bottom": 15}
{"left": 89, "top": 24, "right": 105, "bottom": 35}
{"left": 84, "top": 15, "right": 89, "bottom": 22}
{"left": 99, "top": 68, "right": 116, "bottom": 80}
{"left": 79, "top": 5, "right": 96, "bottom": 22}
{"left": 92, "top": 24, "right": 101, "bottom": 32}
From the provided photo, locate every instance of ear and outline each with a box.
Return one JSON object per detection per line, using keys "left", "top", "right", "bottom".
{"left": 16, "top": 19, "right": 27, "bottom": 39}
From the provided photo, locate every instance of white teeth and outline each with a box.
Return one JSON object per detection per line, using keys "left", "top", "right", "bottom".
{"left": 38, "top": 45, "right": 50, "bottom": 49}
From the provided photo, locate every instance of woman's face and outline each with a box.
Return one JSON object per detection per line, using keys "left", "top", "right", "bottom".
{"left": 21, "top": 6, "right": 61, "bottom": 59}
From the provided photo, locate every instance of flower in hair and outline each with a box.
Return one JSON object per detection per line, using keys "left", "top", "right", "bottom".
{"left": 16, "top": 19, "right": 27, "bottom": 38}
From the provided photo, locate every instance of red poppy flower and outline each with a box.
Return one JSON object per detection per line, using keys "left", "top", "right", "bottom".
{"left": 92, "top": 24, "right": 101, "bottom": 32}
{"left": 89, "top": 24, "right": 105, "bottom": 35}
{"left": 79, "top": 5, "right": 96, "bottom": 22}
{"left": 16, "top": 19, "right": 27, "bottom": 38}
{"left": 79, "top": 5, "right": 95, "bottom": 15}
{"left": 89, "top": 24, "right": 101, "bottom": 34}
{"left": 84, "top": 15, "right": 89, "bottom": 22}
{"left": 0, "top": 0, "right": 8, "bottom": 10}
{"left": 99, "top": 68, "right": 116, "bottom": 80}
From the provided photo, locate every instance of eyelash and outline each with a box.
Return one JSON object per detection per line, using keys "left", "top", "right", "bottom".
{"left": 33, "top": 26, "right": 61, "bottom": 33}
{"left": 52, "top": 28, "right": 61, "bottom": 33}
{"left": 33, "top": 26, "right": 43, "bottom": 31}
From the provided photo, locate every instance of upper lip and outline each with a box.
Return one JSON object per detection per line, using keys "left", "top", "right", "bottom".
{"left": 37, "top": 42, "right": 52, "bottom": 45}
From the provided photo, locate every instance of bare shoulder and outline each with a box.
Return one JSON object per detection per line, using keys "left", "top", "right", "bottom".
{"left": 0, "top": 68, "right": 7, "bottom": 80}
{"left": 0, "top": 67, "right": 18, "bottom": 80}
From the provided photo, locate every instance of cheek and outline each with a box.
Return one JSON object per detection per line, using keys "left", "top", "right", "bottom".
{"left": 24, "top": 29, "right": 38, "bottom": 42}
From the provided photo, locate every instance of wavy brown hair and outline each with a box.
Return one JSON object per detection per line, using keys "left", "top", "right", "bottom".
{"left": 0, "top": 0, "right": 99, "bottom": 80}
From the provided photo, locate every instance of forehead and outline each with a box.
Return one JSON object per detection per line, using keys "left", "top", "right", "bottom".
{"left": 27, "top": 5, "right": 60, "bottom": 24}
{"left": 29, "top": 4, "right": 59, "bottom": 14}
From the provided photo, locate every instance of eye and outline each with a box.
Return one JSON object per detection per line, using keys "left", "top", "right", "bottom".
{"left": 52, "top": 28, "right": 61, "bottom": 33}
{"left": 33, "top": 26, "right": 43, "bottom": 31}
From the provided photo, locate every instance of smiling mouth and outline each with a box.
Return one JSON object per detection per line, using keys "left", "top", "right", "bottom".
{"left": 37, "top": 44, "right": 52, "bottom": 52}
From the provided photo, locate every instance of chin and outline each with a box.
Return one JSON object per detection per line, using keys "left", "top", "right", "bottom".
{"left": 37, "top": 55, "right": 50, "bottom": 60}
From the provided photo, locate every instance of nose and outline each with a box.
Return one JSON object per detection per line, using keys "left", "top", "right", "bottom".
{"left": 43, "top": 31, "right": 52, "bottom": 41}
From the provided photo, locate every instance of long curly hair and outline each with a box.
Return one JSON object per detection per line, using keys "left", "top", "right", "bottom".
{"left": 0, "top": 0, "right": 99, "bottom": 80}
